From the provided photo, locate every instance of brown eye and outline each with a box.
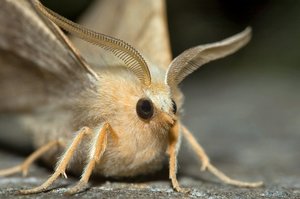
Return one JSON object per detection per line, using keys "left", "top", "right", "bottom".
{"left": 136, "top": 98, "right": 154, "bottom": 120}
{"left": 171, "top": 99, "right": 177, "bottom": 114}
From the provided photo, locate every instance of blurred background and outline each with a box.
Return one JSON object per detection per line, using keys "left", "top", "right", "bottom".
{"left": 41, "top": 0, "right": 300, "bottom": 179}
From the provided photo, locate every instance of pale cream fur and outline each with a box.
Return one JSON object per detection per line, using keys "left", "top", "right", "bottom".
{"left": 19, "top": 64, "right": 182, "bottom": 178}
{"left": 69, "top": 65, "right": 182, "bottom": 177}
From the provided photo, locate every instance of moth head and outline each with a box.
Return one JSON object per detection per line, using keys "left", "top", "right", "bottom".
{"left": 142, "top": 27, "right": 252, "bottom": 127}
{"left": 128, "top": 28, "right": 252, "bottom": 127}
{"left": 134, "top": 83, "right": 180, "bottom": 127}
{"left": 139, "top": 27, "right": 252, "bottom": 127}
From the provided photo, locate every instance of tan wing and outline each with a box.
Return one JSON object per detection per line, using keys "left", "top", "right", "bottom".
{"left": 71, "top": 0, "right": 172, "bottom": 69}
{"left": 0, "top": 0, "right": 97, "bottom": 112}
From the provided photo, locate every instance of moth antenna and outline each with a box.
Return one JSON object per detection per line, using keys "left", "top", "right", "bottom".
{"left": 165, "top": 27, "right": 252, "bottom": 87}
{"left": 33, "top": 0, "right": 151, "bottom": 86}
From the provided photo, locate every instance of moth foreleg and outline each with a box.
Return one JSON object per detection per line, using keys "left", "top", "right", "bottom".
{"left": 181, "top": 124, "right": 263, "bottom": 188}
{"left": 0, "top": 140, "right": 63, "bottom": 177}
{"left": 168, "top": 122, "right": 189, "bottom": 193}
{"left": 66, "top": 123, "right": 111, "bottom": 195}
{"left": 19, "top": 127, "right": 92, "bottom": 194}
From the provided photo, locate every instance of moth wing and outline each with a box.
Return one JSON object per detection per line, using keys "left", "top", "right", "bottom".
{"left": 0, "top": 0, "right": 97, "bottom": 112}
{"left": 71, "top": 0, "right": 172, "bottom": 69}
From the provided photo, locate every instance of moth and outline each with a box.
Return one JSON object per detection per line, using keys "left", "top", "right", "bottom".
{"left": 0, "top": 0, "right": 263, "bottom": 195}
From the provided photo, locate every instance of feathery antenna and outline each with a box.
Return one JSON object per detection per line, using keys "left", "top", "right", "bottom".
{"left": 166, "top": 27, "right": 252, "bottom": 87}
{"left": 33, "top": 0, "right": 151, "bottom": 86}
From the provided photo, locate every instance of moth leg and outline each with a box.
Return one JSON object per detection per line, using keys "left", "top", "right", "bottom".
{"left": 180, "top": 125, "right": 210, "bottom": 171}
{"left": 168, "top": 122, "right": 189, "bottom": 193}
{"left": 66, "top": 123, "right": 112, "bottom": 195}
{"left": 181, "top": 124, "right": 263, "bottom": 187}
{"left": 19, "top": 127, "right": 92, "bottom": 194}
{"left": 0, "top": 140, "right": 63, "bottom": 177}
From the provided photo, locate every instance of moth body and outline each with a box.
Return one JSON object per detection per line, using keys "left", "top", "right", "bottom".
{"left": 0, "top": 0, "right": 263, "bottom": 194}
{"left": 25, "top": 65, "right": 179, "bottom": 177}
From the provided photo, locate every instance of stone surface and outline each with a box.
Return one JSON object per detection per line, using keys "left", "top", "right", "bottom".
{"left": 0, "top": 136, "right": 299, "bottom": 199}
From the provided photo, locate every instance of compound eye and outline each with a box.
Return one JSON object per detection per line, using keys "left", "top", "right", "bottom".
{"left": 171, "top": 99, "right": 177, "bottom": 114}
{"left": 136, "top": 98, "right": 154, "bottom": 120}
